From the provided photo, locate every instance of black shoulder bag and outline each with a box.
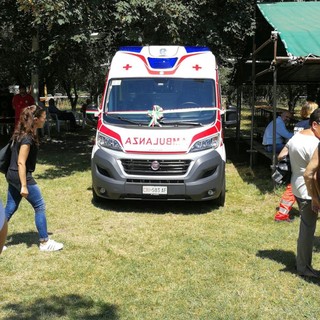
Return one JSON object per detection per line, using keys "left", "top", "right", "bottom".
{"left": 0, "top": 141, "right": 13, "bottom": 174}
{"left": 272, "top": 155, "right": 292, "bottom": 185}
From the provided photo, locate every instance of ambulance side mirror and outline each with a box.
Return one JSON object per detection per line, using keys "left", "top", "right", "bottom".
{"left": 222, "top": 106, "right": 238, "bottom": 128}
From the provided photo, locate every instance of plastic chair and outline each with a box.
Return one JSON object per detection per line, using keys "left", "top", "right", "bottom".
{"left": 50, "top": 113, "right": 70, "bottom": 133}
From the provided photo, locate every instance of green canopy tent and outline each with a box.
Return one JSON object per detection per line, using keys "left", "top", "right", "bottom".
{"left": 258, "top": 2, "right": 320, "bottom": 58}
{"left": 234, "top": 1, "right": 320, "bottom": 171}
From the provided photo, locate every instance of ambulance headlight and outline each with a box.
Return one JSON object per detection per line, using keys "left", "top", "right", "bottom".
{"left": 98, "top": 133, "right": 123, "bottom": 151}
{"left": 190, "top": 135, "right": 220, "bottom": 152}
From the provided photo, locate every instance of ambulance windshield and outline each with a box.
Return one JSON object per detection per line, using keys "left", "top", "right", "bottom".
{"left": 104, "top": 78, "right": 217, "bottom": 126}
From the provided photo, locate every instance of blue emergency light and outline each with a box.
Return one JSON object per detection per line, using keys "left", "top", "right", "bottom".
{"left": 119, "top": 46, "right": 143, "bottom": 53}
{"left": 147, "top": 57, "right": 178, "bottom": 69}
{"left": 185, "top": 46, "right": 210, "bottom": 53}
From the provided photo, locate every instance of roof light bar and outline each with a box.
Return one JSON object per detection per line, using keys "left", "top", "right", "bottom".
{"left": 147, "top": 57, "right": 178, "bottom": 69}
{"left": 119, "top": 46, "right": 143, "bottom": 53}
{"left": 185, "top": 46, "right": 210, "bottom": 53}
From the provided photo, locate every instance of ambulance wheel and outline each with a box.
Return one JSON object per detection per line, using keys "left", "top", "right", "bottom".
{"left": 92, "top": 187, "right": 103, "bottom": 203}
{"left": 213, "top": 178, "right": 225, "bottom": 207}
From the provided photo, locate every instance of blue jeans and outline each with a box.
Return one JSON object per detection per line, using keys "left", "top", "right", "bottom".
{"left": 5, "top": 184, "right": 48, "bottom": 241}
{"left": 265, "top": 143, "right": 284, "bottom": 154}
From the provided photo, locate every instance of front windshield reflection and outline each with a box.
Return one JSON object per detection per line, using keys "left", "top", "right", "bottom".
{"left": 104, "top": 77, "right": 217, "bottom": 126}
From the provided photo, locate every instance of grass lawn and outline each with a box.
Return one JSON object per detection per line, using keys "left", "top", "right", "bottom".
{"left": 1, "top": 125, "right": 320, "bottom": 320}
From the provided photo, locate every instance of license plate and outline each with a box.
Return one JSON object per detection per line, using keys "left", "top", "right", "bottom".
{"left": 142, "top": 186, "right": 167, "bottom": 195}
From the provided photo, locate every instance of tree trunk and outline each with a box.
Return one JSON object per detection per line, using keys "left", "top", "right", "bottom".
{"left": 61, "top": 79, "right": 78, "bottom": 111}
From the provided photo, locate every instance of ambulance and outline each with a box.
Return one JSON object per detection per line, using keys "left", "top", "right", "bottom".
{"left": 91, "top": 46, "right": 226, "bottom": 206}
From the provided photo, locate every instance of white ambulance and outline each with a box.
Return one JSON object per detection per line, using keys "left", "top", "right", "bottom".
{"left": 91, "top": 46, "right": 226, "bottom": 206}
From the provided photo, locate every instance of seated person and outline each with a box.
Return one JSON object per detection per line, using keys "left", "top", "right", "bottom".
{"left": 294, "top": 101, "right": 319, "bottom": 133}
{"left": 48, "top": 98, "right": 79, "bottom": 130}
{"left": 262, "top": 110, "right": 293, "bottom": 153}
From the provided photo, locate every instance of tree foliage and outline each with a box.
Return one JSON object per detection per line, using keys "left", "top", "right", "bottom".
{"left": 0, "top": 0, "right": 257, "bottom": 106}
{"left": 0, "top": 1, "right": 35, "bottom": 87}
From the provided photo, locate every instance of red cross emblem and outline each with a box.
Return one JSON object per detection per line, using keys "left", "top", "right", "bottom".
{"left": 123, "top": 64, "right": 132, "bottom": 70}
{"left": 193, "top": 64, "right": 202, "bottom": 71}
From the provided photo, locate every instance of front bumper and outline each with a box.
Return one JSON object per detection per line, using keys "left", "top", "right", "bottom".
{"left": 91, "top": 146, "right": 225, "bottom": 201}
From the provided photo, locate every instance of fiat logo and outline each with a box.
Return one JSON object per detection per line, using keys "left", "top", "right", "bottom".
{"left": 151, "top": 160, "right": 160, "bottom": 171}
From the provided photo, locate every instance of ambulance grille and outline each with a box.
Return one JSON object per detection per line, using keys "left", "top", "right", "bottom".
{"left": 121, "top": 159, "right": 191, "bottom": 175}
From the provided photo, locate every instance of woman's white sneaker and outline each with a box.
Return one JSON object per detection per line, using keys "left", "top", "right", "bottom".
{"left": 40, "top": 239, "right": 63, "bottom": 252}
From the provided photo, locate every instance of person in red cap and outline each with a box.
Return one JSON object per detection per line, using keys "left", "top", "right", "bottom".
{"left": 12, "top": 84, "right": 35, "bottom": 127}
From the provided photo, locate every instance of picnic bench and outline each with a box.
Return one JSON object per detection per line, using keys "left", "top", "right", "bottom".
{"left": 245, "top": 139, "right": 273, "bottom": 162}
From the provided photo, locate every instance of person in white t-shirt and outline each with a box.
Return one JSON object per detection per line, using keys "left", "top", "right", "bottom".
{"left": 278, "top": 108, "right": 320, "bottom": 278}
{"left": 274, "top": 101, "right": 318, "bottom": 222}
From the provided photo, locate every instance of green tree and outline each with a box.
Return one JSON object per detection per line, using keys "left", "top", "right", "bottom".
{"left": 0, "top": 0, "right": 258, "bottom": 107}
{"left": 15, "top": 0, "right": 109, "bottom": 108}
{"left": 108, "top": 0, "right": 255, "bottom": 63}
{"left": 0, "top": 0, "right": 35, "bottom": 87}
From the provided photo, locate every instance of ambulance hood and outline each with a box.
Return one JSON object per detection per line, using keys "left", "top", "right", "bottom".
{"left": 97, "top": 117, "right": 222, "bottom": 154}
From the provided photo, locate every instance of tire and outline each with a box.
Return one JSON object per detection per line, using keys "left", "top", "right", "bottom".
{"left": 213, "top": 177, "right": 226, "bottom": 207}
{"left": 92, "top": 187, "right": 103, "bottom": 204}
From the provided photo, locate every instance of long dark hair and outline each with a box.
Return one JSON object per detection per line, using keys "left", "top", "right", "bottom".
{"left": 12, "top": 105, "right": 44, "bottom": 145}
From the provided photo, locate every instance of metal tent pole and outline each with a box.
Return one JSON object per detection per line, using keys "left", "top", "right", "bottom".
{"left": 271, "top": 31, "right": 278, "bottom": 188}
{"left": 272, "top": 65, "right": 277, "bottom": 177}
{"left": 236, "top": 85, "right": 242, "bottom": 145}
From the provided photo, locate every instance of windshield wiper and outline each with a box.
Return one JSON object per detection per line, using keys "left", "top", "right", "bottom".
{"left": 107, "top": 114, "right": 203, "bottom": 127}
{"left": 159, "top": 120, "right": 203, "bottom": 127}
{"left": 107, "top": 114, "right": 143, "bottom": 125}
